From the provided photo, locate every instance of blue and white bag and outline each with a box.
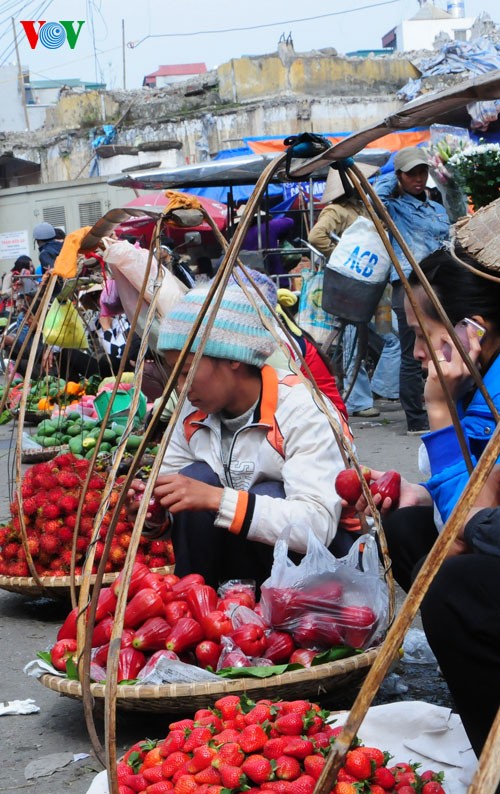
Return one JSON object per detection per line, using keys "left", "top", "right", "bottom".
{"left": 322, "top": 217, "right": 391, "bottom": 323}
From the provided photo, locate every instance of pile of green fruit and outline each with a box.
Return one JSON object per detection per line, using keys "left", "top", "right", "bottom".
{"left": 33, "top": 414, "right": 156, "bottom": 459}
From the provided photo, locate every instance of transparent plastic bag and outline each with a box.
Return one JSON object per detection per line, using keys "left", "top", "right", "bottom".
{"left": 260, "top": 529, "right": 389, "bottom": 651}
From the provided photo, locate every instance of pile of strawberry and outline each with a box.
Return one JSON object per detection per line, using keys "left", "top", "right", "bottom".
{"left": 116, "top": 694, "right": 446, "bottom": 794}
{"left": 49, "top": 565, "right": 381, "bottom": 683}
{"left": 0, "top": 453, "right": 174, "bottom": 578}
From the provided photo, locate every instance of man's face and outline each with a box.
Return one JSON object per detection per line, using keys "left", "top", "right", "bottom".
{"left": 398, "top": 164, "right": 429, "bottom": 196}
{"left": 164, "top": 351, "right": 239, "bottom": 415}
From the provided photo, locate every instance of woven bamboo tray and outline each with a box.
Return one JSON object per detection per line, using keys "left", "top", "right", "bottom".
{"left": 10, "top": 408, "right": 52, "bottom": 425}
{"left": 38, "top": 647, "right": 379, "bottom": 713}
{"left": 0, "top": 566, "right": 174, "bottom": 598}
{"left": 21, "top": 445, "right": 70, "bottom": 464}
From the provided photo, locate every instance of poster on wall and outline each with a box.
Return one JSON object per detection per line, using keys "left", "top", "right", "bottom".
{"left": 0, "top": 230, "right": 30, "bottom": 261}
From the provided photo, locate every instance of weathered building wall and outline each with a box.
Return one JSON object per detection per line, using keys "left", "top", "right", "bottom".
{"left": 217, "top": 53, "right": 418, "bottom": 103}
{"left": 1, "top": 51, "right": 418, "bottom": 183}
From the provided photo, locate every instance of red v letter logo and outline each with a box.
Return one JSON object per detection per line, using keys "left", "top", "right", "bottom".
{"left": 20, "top": 21, "right": 46, "bottom": 49}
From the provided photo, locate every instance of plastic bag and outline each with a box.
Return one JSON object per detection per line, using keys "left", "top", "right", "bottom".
{"left": 102, "top": 239, "right": 187, "bottom": 318}
{"left": 260, "top": 530, "right": 389, "bottom": 651}
{"left": 42, "top": 299, "right": 88, "bottom": 349}
{"left": 323, "top": 217, "right": 391, "bottom": 324}
{"left": 99, "top": 278, "right": 123, "bottom": 317}
{"left": 297, "top": 268, "right": 337, "bottom": 345}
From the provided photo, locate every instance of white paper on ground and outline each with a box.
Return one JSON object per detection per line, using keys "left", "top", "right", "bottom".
{"left": 85, "top": 701, "right": 478, "bottom": 794}
{"left": 333, "top": 701, "right": 477, "bottom": 794}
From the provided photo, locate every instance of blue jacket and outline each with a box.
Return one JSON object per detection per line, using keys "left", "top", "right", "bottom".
{"left": 37, "top": 239, "right": 63, "bottom": 274}
{"left": 374, "top": 173, "right": 450, "bottom": 281}
{"left": 422, "top": 353, "right": 500, "bottom": 523}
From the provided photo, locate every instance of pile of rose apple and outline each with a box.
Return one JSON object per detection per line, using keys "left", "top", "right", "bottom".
{"left": 114, "top": 694, "right": 446, "bottom": 794}
{"left": 49, "top": 562, "right": 382, "bottom": 682}
{"left": 0, "top": 453, "right": 174, "bottom": 578}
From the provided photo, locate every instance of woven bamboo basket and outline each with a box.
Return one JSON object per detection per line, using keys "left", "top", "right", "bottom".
{"left": 0, "top": 567, "right": 174, "bottom": 598}
{"left": 38, "top": 647, "right": 379, "bottom": 714}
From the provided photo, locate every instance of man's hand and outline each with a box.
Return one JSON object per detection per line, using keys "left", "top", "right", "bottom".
{"left": 350, "top": 468, "right": 432, "bottom": 517}
{"left": 154, "top": 473, "right": 223, "bottom": 514}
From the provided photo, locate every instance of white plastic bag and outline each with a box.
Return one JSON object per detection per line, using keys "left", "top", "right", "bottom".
{"left": 260, "top": 529, "right": 389, "bottom": 651}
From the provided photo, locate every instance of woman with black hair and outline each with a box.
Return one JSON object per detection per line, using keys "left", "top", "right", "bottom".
{"left": 372, "top": 245, "right": 500, "bottom": 590}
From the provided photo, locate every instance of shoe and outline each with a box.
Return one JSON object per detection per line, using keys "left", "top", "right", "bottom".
{"left": 406, "top": 425, "right": 430, "bottom": 436}
{"left": 372, "top": 392, "right": 399, "bottom": 402}
{"left": 352, "top": 407, "right": 380, "bottom": 418}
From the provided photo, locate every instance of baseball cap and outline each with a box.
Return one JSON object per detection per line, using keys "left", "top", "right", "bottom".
{"left": 393, "top": 147, "right": 429, "bottom": 173}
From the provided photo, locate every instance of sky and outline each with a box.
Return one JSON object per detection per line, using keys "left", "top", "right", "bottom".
{"left": 2, "top": 0, "right": 500, "bottom": 90}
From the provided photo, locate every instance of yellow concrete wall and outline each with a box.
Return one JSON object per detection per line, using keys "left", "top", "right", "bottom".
{"left": 45, "top": 91, "right": 120, "bottom": 129}
{"left": 218, "top": 55, "right": 418, "bottom": 103}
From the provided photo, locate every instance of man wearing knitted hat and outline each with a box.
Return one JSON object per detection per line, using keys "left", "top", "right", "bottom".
{"left": 133, "top": 283, "right": 354, "bottom": 588}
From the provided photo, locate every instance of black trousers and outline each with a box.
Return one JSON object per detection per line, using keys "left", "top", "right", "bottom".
{"left": 385, "top": 505, "right": 500, "bottom": 770}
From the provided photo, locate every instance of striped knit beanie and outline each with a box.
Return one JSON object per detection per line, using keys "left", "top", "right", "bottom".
{"left": 157, "top": 284, "right": 277, "bottom": 368}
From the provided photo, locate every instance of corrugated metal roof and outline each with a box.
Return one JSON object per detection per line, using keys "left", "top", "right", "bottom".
{"left": 144, "top": 63, "right": 207, "bottom": 79}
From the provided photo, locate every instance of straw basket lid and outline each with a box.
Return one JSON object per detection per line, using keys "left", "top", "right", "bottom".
{"left": 321, "top": 162, "right": 380, "bottom": 203}
{"left": 454, "top": 197, "right": 500, "bottom": 273}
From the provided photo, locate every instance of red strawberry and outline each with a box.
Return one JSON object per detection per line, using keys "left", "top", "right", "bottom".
{"left": 193, "top": 766, "right": 222, "bottom": 785}
{"left": 173, "top": 774, "right": 198, "bottom": 794}
{"left": 275, "top": 756, "right": 301, "bottom": 781}
{"left": 281, "top": 737, "right": 314, "bottom": 760}
{"left": 161, "top": 752, "right": 191, "bottom": 779}
{"left": 186, "top": 745, "right": 217, "bottom": 773}
{"left": 344, "top": 748, "right": 372, "bottom": 781}
{"left": 213, "top": 695, "right": 242, "bottom": 720}
{"left": 218, "top": 763, "right": 247, "bottom": 789}
{"left": 159, "top": 731, "right": 186, "bottom": 757}
{"left": 303, "top": 755, "right": 325, "bottom": 780}
{"left": 359, "top": 746, "right": 385, "bottom": 768}
{"left": 244, "top": 702, "right": 275, "bottom": 725}
{"left": 238, "top": 723, "right": 269, "bottom": 753}
{"left": 183, "top": 726, "right": 213, "bottom": 753}
{"left": 241, "top": 754, "right": 274, "bottom": 785}
{"left": 211, "top": 742, "right": 244, "bottom": 767}
{"left": 421, "top": 783, "right": 445, "bottom": 794}
{"left": 274, "top": 714, "right": 305, "bottom": 736}
{"left": 286, "top": 774, "right": 316, "bottom": 794}
{"left": 146, "top": 783, "right": 174, "bottom": 793}
{"left": 372, "top": 766, "right": 396, "bottom": 789}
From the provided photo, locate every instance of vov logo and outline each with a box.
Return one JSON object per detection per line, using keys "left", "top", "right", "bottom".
{"left": 20, "top": 20, "right": 85, "bottom": 50}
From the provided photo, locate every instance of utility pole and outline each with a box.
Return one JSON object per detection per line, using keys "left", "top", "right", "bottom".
{"left": 11, "top": 17, "right": 30, "bottom": 131}
{"left": 122, "top": 19, "right": 127, "bottom": 90}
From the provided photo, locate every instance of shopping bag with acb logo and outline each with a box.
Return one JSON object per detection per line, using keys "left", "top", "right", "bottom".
{"left": 322, "top": 216, "right": 391, "bottom": 323}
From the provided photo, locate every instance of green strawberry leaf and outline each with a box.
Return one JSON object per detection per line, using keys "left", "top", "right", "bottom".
{"left": 37, "top": 651, "right": 53, "bottom": 666}
{"left": 65, "top": 657, "right": 79, "bottom": 680}
{"left": 216, "top": 664, "right": 290, "bottom": 679}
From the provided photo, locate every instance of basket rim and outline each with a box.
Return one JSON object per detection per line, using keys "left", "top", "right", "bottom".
{"left": 0, "top": 566, "right": 174, "bottom": 592}
{"left": 38, "top": 647, "right": 379, "bottom": 700}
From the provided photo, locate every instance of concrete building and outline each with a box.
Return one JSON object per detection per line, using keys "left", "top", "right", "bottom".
{"left": 143, "top": 63, "right": 208, "bottom": 88}
{"left": 383, "top": 0, "right": 475, "bottom": 51}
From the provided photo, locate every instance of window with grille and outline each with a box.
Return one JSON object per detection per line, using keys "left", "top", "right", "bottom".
{"left": 79, "top": 200, "right": 102, "bottom": 226}
{"left": 42, "top": 206, "right": 66, "bottom": 228}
